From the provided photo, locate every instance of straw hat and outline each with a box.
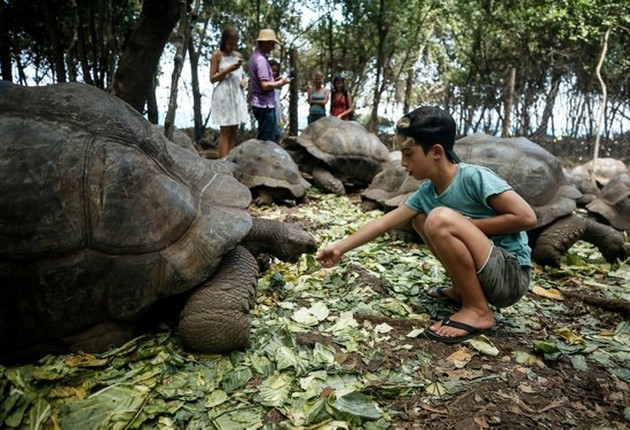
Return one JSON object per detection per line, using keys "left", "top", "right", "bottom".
{"left": 256, "top": 29, "right": 282, "bottom": 45}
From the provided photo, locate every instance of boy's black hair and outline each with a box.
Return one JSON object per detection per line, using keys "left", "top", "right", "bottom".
{"left": 396, "top": 106, "right": 460, "bottom": 163}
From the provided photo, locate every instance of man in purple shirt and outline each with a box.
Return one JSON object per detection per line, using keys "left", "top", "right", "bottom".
{"left": 248, "top": 29, "right": 291, "bottom": 142}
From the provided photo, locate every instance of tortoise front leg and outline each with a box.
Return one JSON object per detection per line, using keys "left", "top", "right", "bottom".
{"left": 179, "top": 246, "right": 258, "bottom": 353}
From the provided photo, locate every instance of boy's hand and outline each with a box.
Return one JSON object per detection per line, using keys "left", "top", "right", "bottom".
{"left": 316, "top": 245, "right": 343, "bottom": 268}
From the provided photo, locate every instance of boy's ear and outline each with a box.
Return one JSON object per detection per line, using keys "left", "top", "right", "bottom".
{"left": 431, "top": 144, "right": 446, "bottom": 159}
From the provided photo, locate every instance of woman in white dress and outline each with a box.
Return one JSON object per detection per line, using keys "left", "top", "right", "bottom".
{"left": 210, "top": 25, "right": 248, "bottom": 159}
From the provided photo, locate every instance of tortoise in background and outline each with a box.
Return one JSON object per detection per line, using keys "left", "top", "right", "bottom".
{"left": 0, "top": 82, "right": 316, "bottom": 364}
{"left": 360, "top": 152, "right": 422, "bottom": 241}
{"left": 226, "top": 139, "right": 311, "bottom": 206}
{"left": 567, "top": 158, "right": 629, "bottom": 206}
{"left": 285, "top": 116, "right": 390, "bottom": 194}
{"left": 361, "top": 151, "right": 422, "bottom": 212}
{"left": 586, "top": 173, "right": 630, "bottom": 231}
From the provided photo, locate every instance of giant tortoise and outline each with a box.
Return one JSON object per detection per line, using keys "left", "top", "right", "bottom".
{"left": 361, "top": 151, "right": 421, "bottom": 212}
{"left": 284, "top": 116, "right": 390, "bottom": 194}
{"left": 360, "top": 151, "right": 422, "bottom": 241}
{"left": 571, "top": 158, "right": 628, "bottom": 187}
{"left": 226, "top": 139, "right": 311, "bottom": 206}
{"left": 361, "top": 133, "right": 627, "bottom": 267}
{"left": 566, "top": 158, "right": 629, "bottom": 206}
{"left": 0, "top": 82, "right": 316, "bottom": 364}
{"left": 586, "top": 173, "right": 630, "bottom": 231}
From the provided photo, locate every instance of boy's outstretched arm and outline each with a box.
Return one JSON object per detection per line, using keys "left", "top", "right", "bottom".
{"left": 317, "top": 205, "right": 418, "bottom": 267}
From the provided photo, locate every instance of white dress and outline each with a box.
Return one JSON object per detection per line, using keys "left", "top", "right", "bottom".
{"left": 210, "top": 53, "right": 248, "bottom": 127}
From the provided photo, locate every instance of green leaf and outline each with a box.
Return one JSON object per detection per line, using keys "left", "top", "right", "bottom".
{"left": 533, "top": 341, "right": 561, "bottom": 354}
{"left": 211, "top": 407, "right": 263, "bottom": 430}
{"left": 220, "top": 367, "right": 253, "bottom": 393}
{"left": 325, "top": 312, "right": 359, "bottom": 335}
{"left": 312, "top": 343, "right": 336, "bottom": 367}
{"left": 614, "top": 320, "right": 630, "bottom": 346}
{"left": 275, "top": 346, "right": 303, "bottom": 372}
{"left": 256, "top": 372, "right": 293, "bottom": 407}
{"left": 4, "top": 394, "right": 31, "bottom": 428}
{"left": 570, "top": 355, "right": 589, "bottom": 371}
{"left": 26, "top": 398, "right": 51, "bottom": 430}
{"left": 60, "top": 384, "right": 150, "bottom": 430}
{"left": 204, "top": 390, "right": 228, "bottom": 408}
{"left": 330, "top": 391, "right": 382, "bottom": 421}
{"left": 304, "top": 397, "right": 331, "bottom": 425}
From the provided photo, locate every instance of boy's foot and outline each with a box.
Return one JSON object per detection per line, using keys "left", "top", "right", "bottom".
{"left": 426, "top": 317, "right": 497, "bottom": 344}
{"left": 426, "top": 286, "right": 461, "bottom": 304}
{"left": 427, "top": 308, "right": 496, "bottom": 343}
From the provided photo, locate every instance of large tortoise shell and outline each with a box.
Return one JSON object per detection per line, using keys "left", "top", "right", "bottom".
{"left": 0, "top": 82, "right": 251, "bottom": 351}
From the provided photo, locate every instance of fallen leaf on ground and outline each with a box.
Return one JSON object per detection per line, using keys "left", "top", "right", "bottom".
{"left": 532, "top": 285, "right": 564, "bottom": 300}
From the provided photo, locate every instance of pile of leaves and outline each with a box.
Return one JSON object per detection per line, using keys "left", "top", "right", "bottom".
{"left": 1, "top": 191, "right": 629, "bottom": 429}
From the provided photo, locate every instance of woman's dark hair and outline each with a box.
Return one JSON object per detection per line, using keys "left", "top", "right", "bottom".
{"left": 331, "top": 75, "right": 350, "bottom": 114}
{"left": 219, "top": 25, "right": 239, "bottom": 52}
{"left": 332, "top": 75, "right": 345, "bottom": 88}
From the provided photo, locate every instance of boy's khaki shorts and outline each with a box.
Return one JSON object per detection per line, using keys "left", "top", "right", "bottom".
{"left": 477, "top": 245, "right": 531, "bottom": 308}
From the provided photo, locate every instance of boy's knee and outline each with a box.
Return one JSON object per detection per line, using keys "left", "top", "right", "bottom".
{"left": 422, "top": 207, "right": 463, "bottom": 238}
{"left": 425, "top": 207, "right": 456, "bottom": 225}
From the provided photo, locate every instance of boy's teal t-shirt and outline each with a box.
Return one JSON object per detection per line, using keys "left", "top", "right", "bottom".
{"left": 405, "top": 163, "right": 532, "bottom": 267}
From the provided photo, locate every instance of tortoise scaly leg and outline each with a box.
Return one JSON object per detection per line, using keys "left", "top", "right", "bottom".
{"left": 179, "top": 246, "right": 258, "bottom": 353}
{"left": 532, "top": 214, "right": 627, "bottom": 267}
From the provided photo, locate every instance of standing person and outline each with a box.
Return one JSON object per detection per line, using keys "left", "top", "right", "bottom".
{"left": 269, "top": 59, "right": 283, "bottom": 127}
{"left": 316, "top": 106, "right": 537, "bottom": 344}
{"left": 209, "top": 24, "right": 248, "bottom": 159}
{"left": 330, "top": 75, "right": 354, "bottom": 121}
{"left": 248, "top": 29, "right": 291, "bottom": 142}
{"left": 306, "top": 71, "right": 329, "bottom": 124}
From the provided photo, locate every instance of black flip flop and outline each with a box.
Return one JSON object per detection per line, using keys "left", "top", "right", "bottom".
{"left": 425, "top": 317, "right": 497, "bottom": 344}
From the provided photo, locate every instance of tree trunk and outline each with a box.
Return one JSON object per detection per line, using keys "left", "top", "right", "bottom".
{"left": 403, "top": 67, "right": 413, "bottom": 115}
{"left": 369, "top": 0, "right": 387, "bottom": 133}
{"left": 591, "top": 27, "right": 610, "bottom": 180}
{"left": 112, "top": 0, "right": 179, "bottom": 113}
{"left": 531, "top": 71, "right": 562, "bottom": 141}
{"left": 0, "top": 4, "right": 13, "bottom": 82}
{"left": 189, "top": 16, "right": 209, "bottom": 142}
{"left": 165, "top": 0, "right": 196, "bottom": 140}
{"left": 147, "top": 75, "right": 158, "bottom": 124}
{"left": 73, "top": 1, "right": 94, "bottom": 85}
{"left": 502, "top": 67, "right": 515, "bottom": 137}
{"left": 42, "top": 0, "right": 67, "bottom": 82}
{"left": 327, "top": 14, "right": 334, "bottom": 87}
{"left": 188, "top": 39, "right": 202, "bottom": 141}
{"left": 289, "top": 47, "right": 299, "bottom": 136}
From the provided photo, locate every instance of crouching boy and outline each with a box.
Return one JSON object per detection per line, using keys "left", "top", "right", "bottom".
{"left": 316, "top": 106, "right": 537, "bottom": 343}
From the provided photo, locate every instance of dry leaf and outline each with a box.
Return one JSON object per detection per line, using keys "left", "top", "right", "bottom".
{"left": 445, "top": 368, "right": 474, "bottom": 379}
{"left": 532, "top": 285, "right": 564, "bottom": 300}
{"left": 425, "top": 382, "right": 448, "bottom": 396}
{"left": 473, "top": 415, "right": 490, "bottom": 428}
{"left": 518, "top": 383, "right": 535, "bottom": 393}
{"left": 446, "top": 348, "right": 473, "bottom": 368}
